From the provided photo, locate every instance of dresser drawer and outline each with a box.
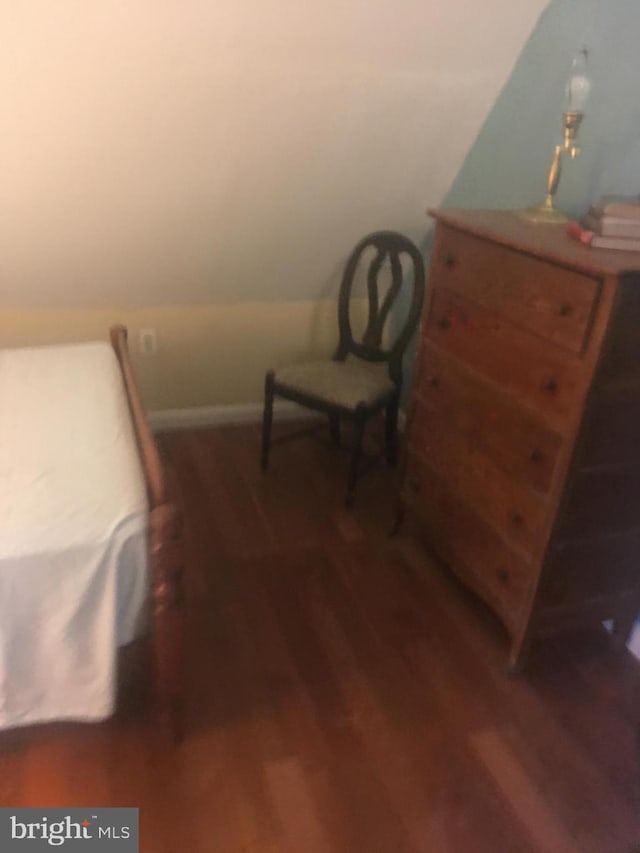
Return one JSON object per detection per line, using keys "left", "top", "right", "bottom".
{"left": 424, "top": 287, "right": 583, "bottom": 429}
{"left": 409, "top": 396, "right": 548, "bottom": 555}
{"left": 417, "top": 343, "right": 563, "bottom": 494}
{"left": 431, "top": 225, "right": 601, "bottom": 354}
{"left": 403, "top": 453, "right": 534, "bottom": 631}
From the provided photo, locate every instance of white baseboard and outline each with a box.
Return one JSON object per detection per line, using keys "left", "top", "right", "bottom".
{"left": 147, "top": 401, "right": 318, "bottom": 432}
{"left": 149, "top": 401, "right": 409, "bottom": 433}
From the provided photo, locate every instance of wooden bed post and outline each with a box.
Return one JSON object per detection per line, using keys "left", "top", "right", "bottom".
{"left": 110, "top": 325, "right": 184, "bottom": 742}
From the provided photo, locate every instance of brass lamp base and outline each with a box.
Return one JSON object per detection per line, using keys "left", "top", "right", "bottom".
{"left": 516, "top": 204, "right": 569, "bottom": 225}
{"left": 517, "top": 110, "right": 584, "bottom": 226}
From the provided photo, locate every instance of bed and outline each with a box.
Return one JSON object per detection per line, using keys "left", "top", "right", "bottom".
{"left": 0, "top": 326, "right": 184, "bottom": 739}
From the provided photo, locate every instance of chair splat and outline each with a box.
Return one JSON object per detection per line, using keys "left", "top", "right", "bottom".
{"left": 362, "top": 248, "right": 404, "bottom": 350}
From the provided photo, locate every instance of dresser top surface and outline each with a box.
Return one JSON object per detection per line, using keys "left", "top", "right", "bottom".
{"left": 430, "top": 208, "right": 640, "bottom": 278}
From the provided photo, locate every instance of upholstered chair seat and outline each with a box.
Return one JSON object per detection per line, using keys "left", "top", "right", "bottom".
{"left": 273, "top": 358, "right": 395, "bottom": 412}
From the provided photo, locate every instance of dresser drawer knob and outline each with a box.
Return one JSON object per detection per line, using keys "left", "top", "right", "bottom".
{"left": 542, "top": 378, "right": 558, "bottom": 394}
{"left": 496, "top": 568, "right": 510, "bottom": 585}
{"left": 444, "top": 254, "right": 457, "bottom": 270}
{"left": 510, "top": 511, "right": 524, "bottom": 526}
{"left": 437, "top": 316, "right": 451, "bottom": 331}
{"left": 558, "top": 303, "right": 573, "bottom": 317}
{"left": 529, "top": 449, "right": 544, "bottom": 464}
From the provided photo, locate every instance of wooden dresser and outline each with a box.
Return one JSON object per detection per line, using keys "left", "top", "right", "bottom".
{"left": 401, "top": 208, "right": 640, "bottom": 671}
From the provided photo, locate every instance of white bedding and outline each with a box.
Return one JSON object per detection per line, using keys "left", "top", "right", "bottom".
{"left": 0, "top": 341, "right": 149, "bottom": 729}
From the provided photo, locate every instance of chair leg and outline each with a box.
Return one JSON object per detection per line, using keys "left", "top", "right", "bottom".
{"left": 329, "top": 412, "right": 341, "bottom": 447}
{"left": 346, "top": 407, "right": 366, "bottom": 507}
{"left": 385, "top": 398, "right": 399, "bottom": 466}
{"left": 261, "top": 371, "right": 275, "bottom": 471}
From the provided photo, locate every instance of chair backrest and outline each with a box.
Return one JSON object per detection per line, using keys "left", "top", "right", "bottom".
{"left": 335, "top": 231, "right": 425, "bottom": 387}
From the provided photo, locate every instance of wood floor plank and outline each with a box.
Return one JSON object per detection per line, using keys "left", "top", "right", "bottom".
{"left": 265, "top": 757, "right": 334, "bottom": 853}
{"left": 399, "top": 538, "right": 640, "bottom": 851}
{"left": 469, "top": 727, "right": 582, "bottom": 853}
{"left": 304, "top": 555, "right": 535, "bottom": 853}
{"left": 2, "top": 424, "right": 639, "bottom": 853}
{"left": 20, "top": 728, "right": 74, "bottom": 807}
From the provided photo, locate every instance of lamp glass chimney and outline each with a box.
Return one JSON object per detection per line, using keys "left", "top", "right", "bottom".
{"left": 565, "top": 48, "right": 591, "bottom": 114}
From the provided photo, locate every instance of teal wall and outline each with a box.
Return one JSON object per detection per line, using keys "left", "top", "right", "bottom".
{"left": 444, "top": 0, "right": 640, "bottom": 217}
{"left": 402, "top": 0, "right": 640, "bottom": 387}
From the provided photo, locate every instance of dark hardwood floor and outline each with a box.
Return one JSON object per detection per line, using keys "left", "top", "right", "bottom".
{"left": 1, "top": 421, "right": 640, "bottom": 852}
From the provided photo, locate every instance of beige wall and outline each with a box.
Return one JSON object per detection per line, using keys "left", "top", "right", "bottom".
{"left": 0, "top": 302, "right": 346, "bottom": 410}
{"left": 0, "top": 1, "right": 549, "bottom": 409}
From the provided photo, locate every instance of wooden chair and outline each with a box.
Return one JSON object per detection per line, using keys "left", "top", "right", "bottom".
{"left": 261, "top": 231, "right": 425, "bottom": 505}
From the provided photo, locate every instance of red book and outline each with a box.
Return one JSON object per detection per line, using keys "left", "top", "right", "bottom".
{"left": 566, "top": 221, "right": 592, "bottom": 245}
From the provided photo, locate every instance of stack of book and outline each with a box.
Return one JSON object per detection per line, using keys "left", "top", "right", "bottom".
{"left": 566, "top": 194, "right": 640, "bottom": 250}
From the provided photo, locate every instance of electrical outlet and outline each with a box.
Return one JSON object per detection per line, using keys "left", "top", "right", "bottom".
{"left": 139, "top": 328, "right": 157, "bottom": 355}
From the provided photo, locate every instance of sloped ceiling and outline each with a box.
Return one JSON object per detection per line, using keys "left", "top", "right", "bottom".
{"left": 0, "top": 0, "right": 549, "bottom": 306}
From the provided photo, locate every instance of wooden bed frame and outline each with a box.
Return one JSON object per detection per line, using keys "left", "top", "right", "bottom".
{"left": 110, "top": 325, "right": 184, "bottom": 741}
